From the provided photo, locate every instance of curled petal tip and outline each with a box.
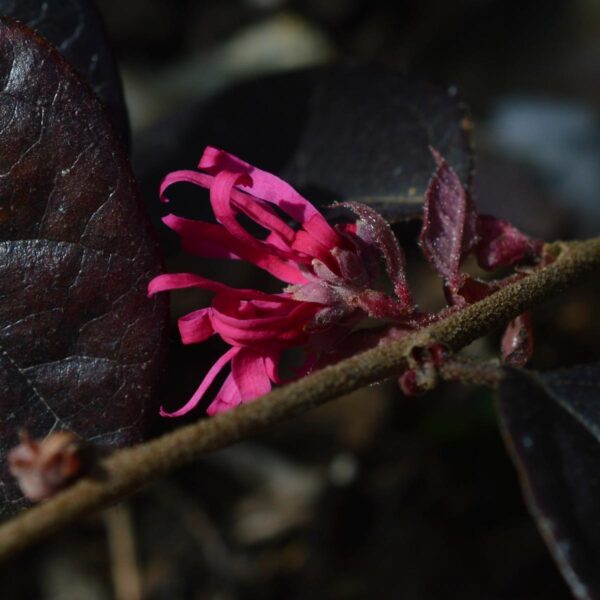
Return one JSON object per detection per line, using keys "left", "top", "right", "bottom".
{"left": 198, "top": 146, "right": 223, "bottom": 169}
{"left": 159, "top": 406, "right": 180, "bottom": 418}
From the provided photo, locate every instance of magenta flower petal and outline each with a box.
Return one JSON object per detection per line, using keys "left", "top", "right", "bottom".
{"left": 159, "top": 169, "right": 213, "bottom": 202}
{"left": 163, "top": 215, "right": 241, "bottom": 260}
{"left": 178, "top": 308, "right": 214, "bottom": 345}
{"left": 162, "top": 215, "right": 307, "bottom": 284}
{"left": 163, "top": 169, "right": 296, "bottom": 254}
{"left": 198, "top": 146, "right": 250, "bottom": 174}
{"left": 230, "top": 192, "right": 296, "bottom": 245}
{"left": 210, "top": 295, "right": 317, "bottom": 346}
{"left": 232, "top": 348, "right": 272, "bottom": 401}
{"left": 151, "top": 146, "right": 422, "bottom": 417}
{"left": 148, "top": 273, "right": 281, "bottom": 301}
{"left": 210, "top": 170, "right": 263, "bottom": 248}
{"left": 209, "top": 170, "right": 322, "bottom": 267}
{"left": 263, "top": 348, "right": 282, "bottom": 384}
{"left": 199, "top": 146, "right": 342, "bottom": 248}
{"left": 290, "top": 230, "right": 336, "bottom": 265}
{"left": 206, "top": 373, "right": 242, "bottom": 415}
{"left": 265, "top": 231, "right": 295, "bottom": 252}
{"left": 160, "top": 346, "right": 240, "bottom": 417}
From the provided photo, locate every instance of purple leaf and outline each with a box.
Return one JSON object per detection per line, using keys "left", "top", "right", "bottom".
{"left": 419, "top": 148, "right": 479, "bottom": 291}
{"left": 0, "top": 19, "right": 167, "bottom": 515}
{"left": 476, "top": 215, "right": 543, "bottom": 270}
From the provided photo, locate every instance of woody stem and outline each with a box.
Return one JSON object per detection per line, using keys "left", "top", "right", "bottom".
{"left": 0, "top": 237, "right": 598, "bottom": 560}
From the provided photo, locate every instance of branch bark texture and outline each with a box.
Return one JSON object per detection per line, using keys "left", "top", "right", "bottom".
{"left": 0, "top": 237, "right": 599, "bottom": 560}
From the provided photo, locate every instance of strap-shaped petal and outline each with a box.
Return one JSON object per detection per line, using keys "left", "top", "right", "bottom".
{"left": 159, "top": 169, "right": 213, "bottom": 202}
{"left": 162, "top": 215, "right": 307, "bottom": 284}
{"left": 206, "top": 373, "right": 242, "bottom": 416}
{"left": 160, "top": 169, "right": 311, "bottom": 276}
{"left": 148, "top": 272, "right": 282, "bottom": 301}
{"left": 160, "top": 346, "right": 239, "bottom": 417}
{"left": 210, "top": 295, "right": 317, "bottom": 345}
{"left": 232, "top": 348, "right": 272, "bottom": 401}
{"left": 199, "top": 146, "right": 342, "bottom": 248}
{"left": 263, "top": 347, "right": 282, "bottom": 384}
{"left": 178, "top": 308, "right": 214, "bottom": 345}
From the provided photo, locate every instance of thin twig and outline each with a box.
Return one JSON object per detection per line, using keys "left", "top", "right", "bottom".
{"left": 151, "top": 482, "right": 241, "bottom": 586}
{"left": 0, "top": 237, "right": 598, "bottom": 560}
{"left": 438, "top": 357, "right": 505, "bottom": 387}
{"left": 104, "top": 504, "right": 143, "bottom": 600}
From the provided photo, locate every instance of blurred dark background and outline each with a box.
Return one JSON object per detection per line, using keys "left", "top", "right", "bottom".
{"left": 4, "top": 0, "right": 600, "bottom": 598}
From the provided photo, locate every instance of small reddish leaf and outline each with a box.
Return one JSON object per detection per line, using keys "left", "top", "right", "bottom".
{"left": 337, "top": 201, "right": 413, "bottom": 308}
{"left": 419, "top": 149, "right": 479, "bottom": 290}
{"left": 0, "top": 19, "right": 167, "bottom": 514}
{"left": 501, "top": 312, "right": 534, "bottom": 367}
{"left": 499, "top": 366, "right": 600, "bottom": 600}
{"left": 476, "top": 215, "right": 543, "bottom": 270}
{"left": 454, "top": 276, "right": 493, "bottom": 304}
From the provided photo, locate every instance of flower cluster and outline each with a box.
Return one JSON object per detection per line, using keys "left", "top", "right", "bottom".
{"left": 149, "top": 147, "right": 415, "bottom": 416}
{"left": 150, "top": 147, "right": 542, "bottom": 416}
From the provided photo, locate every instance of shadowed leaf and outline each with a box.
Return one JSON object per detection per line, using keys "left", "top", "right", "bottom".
{"left": 0, "top": 0, "right": 129, "bottom": 144}
{"left": 0, "top": 18, "right": 166, "bottom": 514}
{"left": 134, "top": 66, "right": 473, "bottom": 229}
{"left": 498, "top": 365, "right": 600, "bottom": 600}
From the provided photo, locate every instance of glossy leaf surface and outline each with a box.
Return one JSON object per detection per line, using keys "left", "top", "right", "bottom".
{"left": 0, "top": 0, "right": 129, "bottom": 143}
{"left": 499, "top": 366, "right": 600, "bottom": 600}
{"left": 0, "top": 19, "right": 166, "bottom": 514}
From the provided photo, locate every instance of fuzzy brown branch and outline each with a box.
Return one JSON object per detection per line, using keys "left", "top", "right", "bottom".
{"left": 438, "top": 357, "right": 505, "bottom": 387}
{"left": 0, "top": 237, "right": 599, "bottom": 560}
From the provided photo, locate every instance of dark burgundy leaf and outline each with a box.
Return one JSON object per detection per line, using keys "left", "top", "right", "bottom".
{"left": 419, "top": 149, "right": 479, "bottom": 290}
{"left": 501, "top": 312, "right": 534, "bottom": 367}
{"left": 0, "top": 19, "right": 167, "bottom": 514}
{"left": 498, "top": 365, "right": 600, "bottom": 600}
{"left": 134, "top": 66, "right": 473, "bottom": 231}
{"left": 476, "top": 214, "right": 542, "bottom": 270}
{"left": 0, "top": 0, "right": 129, "bottom": 144}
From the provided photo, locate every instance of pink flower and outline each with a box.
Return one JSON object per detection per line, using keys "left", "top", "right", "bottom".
{"left": 149, "top": 147, "right": 413, "bottom": 416}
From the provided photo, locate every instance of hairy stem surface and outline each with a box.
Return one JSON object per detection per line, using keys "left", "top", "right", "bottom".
{"left": 0, "top": 237, "right": 599, "bottom": 560}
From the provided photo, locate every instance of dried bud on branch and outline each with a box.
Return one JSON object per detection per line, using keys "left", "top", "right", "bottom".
{"left": 8, "top": 431, "right": 87, "bottom": 502}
